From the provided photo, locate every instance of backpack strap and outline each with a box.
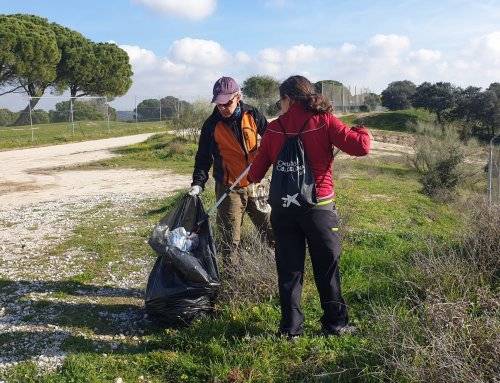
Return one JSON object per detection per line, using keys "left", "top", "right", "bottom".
{"left": 276, "top": 116, "right": 314, "bottom": 136}
{"left": 297, "top": 116, "right": 313, "bottom": 136}
{"left": 276, "top": 118, "right": 286, "bottom": 134}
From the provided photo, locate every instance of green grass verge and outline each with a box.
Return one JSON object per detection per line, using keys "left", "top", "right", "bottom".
{"left": 0, "top": 120, "right": 169, "bottom": 151}
{"left": 64, "top": 134, "right": 198, "bottom": 175}
{"left": 1, "top": 151, "right": 463, "bottom": 382}
{"left": 340, "top": 109, "right": 434, "bottom": 132}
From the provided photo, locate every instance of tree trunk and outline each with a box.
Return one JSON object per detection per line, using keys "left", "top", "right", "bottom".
{"left": 12, "top": 82, "right": 46, "bottom": 126}
{"left": 13, "top": 97, "right": 41, "bottom": 126}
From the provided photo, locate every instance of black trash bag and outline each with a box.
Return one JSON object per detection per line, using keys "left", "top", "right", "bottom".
{"left": 145, "top": 194, "right": 220, "bottom": 326}
{"left": 269, "top": 117, "right": 317, "bottom": 211}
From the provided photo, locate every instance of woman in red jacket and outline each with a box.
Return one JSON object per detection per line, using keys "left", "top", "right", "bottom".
{"left": 248, "top": 75, "right": 372, "bottom": 337}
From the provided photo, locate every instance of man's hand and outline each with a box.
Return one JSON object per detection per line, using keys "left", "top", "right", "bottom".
{"left": 188, "top": 185, "right": 202, "bottom": 196}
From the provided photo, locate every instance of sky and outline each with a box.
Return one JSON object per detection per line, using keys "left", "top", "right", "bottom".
{"left": 1, "top": 0, "right": 500, "bottom": 110}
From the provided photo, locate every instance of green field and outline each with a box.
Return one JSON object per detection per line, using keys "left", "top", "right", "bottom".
{"left": 0, "top": 120, "right": 169, "bottom": 151}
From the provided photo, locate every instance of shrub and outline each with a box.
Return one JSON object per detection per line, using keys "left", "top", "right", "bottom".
{"left": 31, "top": 109, "right": 49, "bottom": 124}
{"left": 0, "top": 108, "right": 18, "bottom": 126}
{"left": 369, "top": 200, "right": 500, "bottom": 383}
{"left": 410, "top": 131, "right": 466, "bottom": 200}
{"left": 216, "top": 223, "right": 277, "bottom": 306}
{"left": 171, "top": 101, "right": 212, "bottom": 142}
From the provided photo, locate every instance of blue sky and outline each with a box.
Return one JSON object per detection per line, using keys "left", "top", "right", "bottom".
{"left": 1, "top": 0, "right": 500, "bottom": 110}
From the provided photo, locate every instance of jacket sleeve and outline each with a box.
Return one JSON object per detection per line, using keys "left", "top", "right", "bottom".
{"left": 253, "top": 108, "right": 268, "bottom": 137}
{"left": 327, "top": 114, "right": 371, "bottom": 156}
{"left": 248, "top": 129, "right": 272, "bottom": 183}
{"left": 191, "top": 119, "right": 213, "bottom": 189}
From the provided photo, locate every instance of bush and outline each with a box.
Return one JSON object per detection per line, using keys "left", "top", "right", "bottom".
{"left": 0, "top": 108, "right": 18, "bottom": 126}
{"left": 369, "top": 200, "right": 500, "bottom": 383}
{"left": 31, "top": 109, "right": 49, "bottom": 124}
{"left": 171, "top": 101, "right": 212, "bottom": 142}
{"left": 410, "top": 131, "right": 466, "bottom": 200}
{"left": 216, "top": 225, "right": 277, "bottom": 306}
{"left": 49, "top": 99, "right": 116, "bottom": 122}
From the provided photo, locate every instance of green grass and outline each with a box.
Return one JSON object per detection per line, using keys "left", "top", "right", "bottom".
{"left": 66, "top": 133, "right": 198, "bottom": 174}
{"left": 0, "top": 120, "right": 169, "bottom": 150}
{"left": 340, "top": 109, "right": 434, "bottom": 132}
{"left": 1, "top": 149, "right": 465, "bottom": 382}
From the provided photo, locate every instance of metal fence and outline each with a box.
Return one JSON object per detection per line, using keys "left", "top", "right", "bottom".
{"left": 319, "top": 83, "right": 372, "bottom": 113}
{"left": 0, "top": 87, "right": 375, "bottom": 144}
{"left": 488, "top": 134, "right": 500, "bottom": 205}
{"left": 0, "top": 95, "right": 171, "bottom": 144}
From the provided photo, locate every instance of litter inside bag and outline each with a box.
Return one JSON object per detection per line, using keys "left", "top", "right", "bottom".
{"left": 145, "top": 195, "right": 220, "bottom": 327}
{"left": 166, "top": 227, "right": 199, "bottom": 252}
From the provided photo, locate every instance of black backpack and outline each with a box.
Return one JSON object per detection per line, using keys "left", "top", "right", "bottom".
{"left": 269, "top": 117, "right": 317, "bottom": 210}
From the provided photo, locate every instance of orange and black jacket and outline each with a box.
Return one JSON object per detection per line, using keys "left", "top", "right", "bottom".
{"left": 192, "top": 102, "right": 268, "bottom": 189}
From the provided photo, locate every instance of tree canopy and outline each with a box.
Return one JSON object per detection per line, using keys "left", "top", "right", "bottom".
{"left": 0, "top": 13, "right": 133, "bottom": 125}
{"left": 0, "top": 14, "right": 60, "bottom": 97}
{"left": 411, "top": 82, "right": 459, "bottom": 124}
{"left": 381, "top": 80, "right": 417, "bottom": 110}
{"left": 85, "top": 42, "right": 133, "bottom": 97}
{"left": 241, "top": 75, "right": 280, "bottom": 116}
{"left": 242, "top": 76, "right": 279, "bottom": 101}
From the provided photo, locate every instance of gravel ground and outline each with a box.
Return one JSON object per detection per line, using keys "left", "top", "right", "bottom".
{"left": 0, "top": 135, "right": 189, "bottom": 374}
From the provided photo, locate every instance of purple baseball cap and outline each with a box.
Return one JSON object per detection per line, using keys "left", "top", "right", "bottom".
{"left": 212, "top": 76, "right": 240, "bottom": 104}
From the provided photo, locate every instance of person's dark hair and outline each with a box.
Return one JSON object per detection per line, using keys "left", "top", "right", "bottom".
{"left": 279, "top": 75, "right": 333, "bottom": 114}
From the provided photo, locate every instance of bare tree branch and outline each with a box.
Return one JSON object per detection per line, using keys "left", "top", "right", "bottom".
{"left": 0, "top": 85, "right": 24, "bottom": 96}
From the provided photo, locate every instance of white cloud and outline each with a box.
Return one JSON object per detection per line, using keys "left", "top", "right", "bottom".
{"left": 369, "top": 34, "right": 410, "bottom": 55}
{"left": 258, "top": 48, "right": 282, "bottom": 63}
{"left": 235, "top": 51, "right": 251, "bottom": 64}
{"left": 339, "top": 43, "right": 357, "bottom": 54}
{"left": 170, "top": 37, "right": 230, "bottom": 66}
{"left": 119, "top": 45, "right": 158, "bottom": 72}
{"left": 285, "top": 44, "right": 317, "bottom": 64}
{"left": 474, "top": 31, "right": 500, "bottom": 57}
{"left": 409, "top": 49, "right": 442, "bottom": 62}
{"left": 133, "top": 0, "right": 216, "bottom": 20}
{"left": 28, "top": 30, "right": 497, "bottom": 111}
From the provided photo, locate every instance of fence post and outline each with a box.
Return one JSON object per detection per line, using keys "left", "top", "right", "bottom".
{"left": 340, "top": 86, "right": 344, "bottom": 114}
{"left": 159, "top": 98, "right": 162, "bottom": 122}
{"left": 106, "top": 96, "right": 111, "bottom": 133}
{"left": 489, "top": 134, "right": 500, "bottom": 206}
{"left": 28, "top": 98, "right": 34, "bottom": 142}
{"left": 134, "top": 95, "right": 138, "bottom": 125}
{"left": 70, "top": 97, "right": 75, "bottom": 134}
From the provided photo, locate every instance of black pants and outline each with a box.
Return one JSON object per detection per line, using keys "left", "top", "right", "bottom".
{"left": 270, "top": 203, "right": 348, "bottom": 335}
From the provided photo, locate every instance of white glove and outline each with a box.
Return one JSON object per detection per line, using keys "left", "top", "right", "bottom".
{"left": 188, "top": 185, "right": 202, "bottom": 196}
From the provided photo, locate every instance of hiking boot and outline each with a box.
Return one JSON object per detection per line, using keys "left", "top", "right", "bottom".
{"left": 322, "top": 324, "right": 357, "bottom": 337}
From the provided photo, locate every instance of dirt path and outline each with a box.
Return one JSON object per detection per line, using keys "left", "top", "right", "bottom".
{"left": 0, "top": 131, "right": 190, "bottom": 278}
{"left": 0, "top": 133, "right": 190, "bottom": 208}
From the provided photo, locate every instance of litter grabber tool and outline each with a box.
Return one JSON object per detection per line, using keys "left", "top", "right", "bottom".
{"left": 191, "top": 164, "right": 251, "bottom": 232}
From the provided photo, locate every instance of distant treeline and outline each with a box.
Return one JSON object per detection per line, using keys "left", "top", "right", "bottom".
{"left": 381, "top": 80, "right": 500, "bottom": 139}
{"left": 0, "top": 99, "right": 117, "bottom": 126}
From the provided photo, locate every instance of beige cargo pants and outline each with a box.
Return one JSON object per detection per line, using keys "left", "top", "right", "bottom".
{"left": 215, "top": 182, "right": 274, "bottom": 269}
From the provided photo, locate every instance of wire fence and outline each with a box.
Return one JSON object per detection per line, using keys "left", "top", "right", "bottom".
{"left": 0, "top": 95, "right": 171, "bottom": 145}
{"left": 319, "top": 83, "right": 374, "bottom": 113}
{"left": 488, "top": 134, "right": 500, "bottom": 205}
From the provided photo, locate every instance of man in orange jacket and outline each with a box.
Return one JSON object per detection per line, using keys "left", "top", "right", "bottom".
{"left": 189, "top": 77, "right": 273, "bottom": 269}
